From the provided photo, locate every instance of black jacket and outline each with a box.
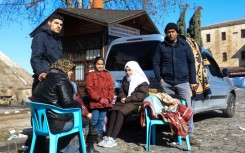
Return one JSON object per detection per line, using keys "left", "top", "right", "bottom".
{"left": 153, "top": 35, "right": 197, "bottom": 85}
{"left": 30, "top": 24, "right": 63, "bottom": 76}
{"left": 32, "top": 69, "right": 81, "bottom": 133}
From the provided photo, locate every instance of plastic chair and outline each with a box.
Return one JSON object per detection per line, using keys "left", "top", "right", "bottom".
{"left": 26, "top": 101, "right": 86, "bottom": 153}
{"left": 145, "top": 98, "right": 191, "bottom": 151}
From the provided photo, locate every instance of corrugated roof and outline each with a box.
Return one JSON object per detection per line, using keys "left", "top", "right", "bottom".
{"left": 58, "top": 8, "right": 146, "bottom": 25}
{"left": 30, "top": 8, "right": 159, "bottom": 36}
{"left": 202, "top": 18, "right": 245, "bottom": 30}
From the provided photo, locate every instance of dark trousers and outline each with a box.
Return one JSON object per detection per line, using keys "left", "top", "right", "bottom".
{"left": 106, "top": 110, "right": 125, "bottom": 138}
{"left": 32, "top": 75, "right": 39, "bottom": 92}
{"left": 31, "top": 116, "right": 97, "bottom": 152}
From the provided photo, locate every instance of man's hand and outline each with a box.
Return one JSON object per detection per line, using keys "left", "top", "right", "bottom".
{"left": 160, "top": 79, "right": 164, "bottom": 83}
{"left": 38, "top": 72, "right": 47, "bottom": 81}
{"left": 190, "top": 84, "right": 197, "bottom": 91}
{"left": 121, "top": 98, "right": 126, "bottom": 103}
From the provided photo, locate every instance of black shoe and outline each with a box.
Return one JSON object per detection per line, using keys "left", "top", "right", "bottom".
{"left": 170, "top": 134, "right": 178, "bottom": 143}
{"left": 87, "top": 145, "right": 100, "bottom": 153}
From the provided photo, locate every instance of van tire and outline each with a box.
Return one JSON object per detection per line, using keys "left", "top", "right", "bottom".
{"left": 222, "top": 93, "right": 235, "bottom": 118}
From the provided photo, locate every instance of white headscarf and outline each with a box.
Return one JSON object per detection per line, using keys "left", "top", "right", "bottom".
{"left": 125, "top": 61, "right": 150, "bottom": 96}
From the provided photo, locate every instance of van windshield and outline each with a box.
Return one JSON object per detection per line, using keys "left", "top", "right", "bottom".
{"left": 105, "top": 41, "right": 161, "bottom": 71}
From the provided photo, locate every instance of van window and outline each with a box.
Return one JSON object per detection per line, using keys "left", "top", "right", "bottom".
{"left": 206, "top": 55, "right": 223, "bottom": 78}
{"left": 105, "top": 41, "right": 161, "bottom": 71}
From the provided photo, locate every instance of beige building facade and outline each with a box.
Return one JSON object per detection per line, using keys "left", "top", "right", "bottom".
{"left": 201, "top": 19, "right": 245, "bottom": 75}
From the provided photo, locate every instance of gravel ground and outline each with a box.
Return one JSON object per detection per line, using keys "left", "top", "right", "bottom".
{"left": 1, "top": 88, "right": 245, "bottom": 153}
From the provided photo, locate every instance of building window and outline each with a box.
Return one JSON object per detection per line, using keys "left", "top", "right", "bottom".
{"left": 206, "top": 34, "right": 210, "bottom": 42}
{"left": 221, "top": 32, "right": 226, "bottom": 40}
{"left": 223, "top": 52, "right": 227, "bottom": 62}
{"left": 75, "top": 64, "right": 84, "bottom": 80}
{"left": 241, "top": 29, "right": 245, "bottom": 38}
{"left": 86, "top": 49, "right": 101, "bottom": 60}
{"left": 242, "top": 51, "right": 245, "bottom": 60}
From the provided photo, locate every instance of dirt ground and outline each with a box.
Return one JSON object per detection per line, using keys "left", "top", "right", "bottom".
{"left": 0, "top": 110, "right": 31, "bottom": 128}
{"left": 0, "top": 109, "right": 31, "bottom": 143}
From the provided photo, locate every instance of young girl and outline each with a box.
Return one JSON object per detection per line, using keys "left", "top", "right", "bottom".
{"left": 98, "top": 61, "right": 149, "bottom": 148}
{"left": 85, "top": 57, "right": 114, "bottom": 142}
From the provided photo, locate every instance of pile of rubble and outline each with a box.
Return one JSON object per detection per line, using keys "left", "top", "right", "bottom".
{"left": 0, "top": 51, "right": 32, "bottom": 106}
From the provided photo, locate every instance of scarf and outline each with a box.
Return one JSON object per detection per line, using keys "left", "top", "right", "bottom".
{"left": 125, "top": 61, "right": 149, "bottom": 96}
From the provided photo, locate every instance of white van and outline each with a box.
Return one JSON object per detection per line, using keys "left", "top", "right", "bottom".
{"left": 105, "top": 34, "right": 236, "bottom": 117}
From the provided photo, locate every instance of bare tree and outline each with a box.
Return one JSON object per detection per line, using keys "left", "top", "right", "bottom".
{"left": 0, "top": 0, "right": 188, "bottom": 28}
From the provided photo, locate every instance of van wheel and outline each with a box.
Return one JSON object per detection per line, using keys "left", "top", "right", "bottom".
{"left": 222, "top": 93, "right": 235, "bottom": 118}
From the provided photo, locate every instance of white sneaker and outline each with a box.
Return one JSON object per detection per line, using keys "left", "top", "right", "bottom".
{"left": 103, "top": 137, "right": 117, "bottom": 148}
{"left": 98, "top": 136, "right": 108, "bottom": 147}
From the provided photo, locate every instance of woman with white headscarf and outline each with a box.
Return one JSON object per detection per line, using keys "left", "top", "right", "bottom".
{"left": 98, "top": 61, "right": 149, "bottom": 148}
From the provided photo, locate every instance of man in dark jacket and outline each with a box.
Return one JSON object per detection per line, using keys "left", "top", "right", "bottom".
{"left": 32, "top": 59, "right": 99, "bottom": 153}
{"left": 153, "top": 22, "right": 198, "bottom": 145}
{"left": 30, "top": 13, "right": 64, "bottom": 91}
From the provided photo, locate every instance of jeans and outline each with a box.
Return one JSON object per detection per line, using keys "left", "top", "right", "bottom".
{"left": 91, "top": 108, "right": 107, "bottom": 136}
{"left": 161, "top": 82, "right": 194, "bottom": 136}
{"left": 59, "top": 121, "right": 80, "bottom": 152}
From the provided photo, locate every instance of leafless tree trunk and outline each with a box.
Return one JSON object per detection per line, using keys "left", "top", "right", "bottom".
{"left": 77, "top": 0, "right": 83, "bottom": 8}
{"left": 65, "top": 0, "right": 73, "bottom": 8}
{"left": 87, "top": 0, "right": 93, "bottom": 8}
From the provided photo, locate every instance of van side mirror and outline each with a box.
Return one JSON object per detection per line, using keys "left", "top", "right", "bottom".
{"left": 222, "top": 68, "right": 229, "bottom": 77}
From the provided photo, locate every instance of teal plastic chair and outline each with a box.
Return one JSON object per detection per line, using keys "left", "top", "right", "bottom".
{"left": 26, "top": 101, "right": 86, "bottom": 153}
{"left": 145, "top": 97, "right": 191, "bottom": 151}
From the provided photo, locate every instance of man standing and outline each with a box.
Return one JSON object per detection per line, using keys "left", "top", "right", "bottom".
{"left": 30, "top": 13, "right": 64, "bottom": 91}
{"left": 153, "top": 22, "right": 197, "bottom": 145}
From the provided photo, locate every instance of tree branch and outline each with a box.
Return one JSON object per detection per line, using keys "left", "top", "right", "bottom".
{"left": 25, "top": 0, "right": 44, "bottom": 10}
{"left": 77, "top": 0, "right": 82, "bottom": 8}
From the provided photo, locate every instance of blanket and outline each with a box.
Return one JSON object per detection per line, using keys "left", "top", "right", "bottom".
{"left": 140, "top": 94, "right": 193, "bottom": 136}
{"left": 186, "top": 37, "right": 212, "bottom": 100}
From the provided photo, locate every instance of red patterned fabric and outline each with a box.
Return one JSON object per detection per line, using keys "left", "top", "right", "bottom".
{"left": 140, "top": 100, "right": 192, "bottom": 136}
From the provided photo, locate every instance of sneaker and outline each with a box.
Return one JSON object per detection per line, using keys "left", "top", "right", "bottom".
{"left": 189, "top": 136, "right": 198, "bottom": 145}
{"left": 97, "top": 136, "right": 108, "bottom": 147}
{"left": 103, "top": 137, "right": 117, "bottom": 148}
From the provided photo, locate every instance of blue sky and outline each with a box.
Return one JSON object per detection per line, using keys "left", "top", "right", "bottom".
{"left": 0, "top": 0, "right": 244, "bottom": 74}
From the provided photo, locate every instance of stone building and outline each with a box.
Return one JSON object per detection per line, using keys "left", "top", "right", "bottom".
{"left": 201, "top": 18, "right": 245, "bottom": 77}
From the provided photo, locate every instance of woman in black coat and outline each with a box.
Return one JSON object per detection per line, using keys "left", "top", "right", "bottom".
{"left": 98, "top": 61, "right": 149, "bottom": 148}
{"left": 32, "top": 59, "right": 99, "bottom": 153}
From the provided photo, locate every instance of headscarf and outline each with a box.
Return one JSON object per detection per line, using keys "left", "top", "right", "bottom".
{"left": 125, "top": 61, "right": 149, "bottom": 96}
{"left": 50, "top": 59, "right": 76, "bottom": 74}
